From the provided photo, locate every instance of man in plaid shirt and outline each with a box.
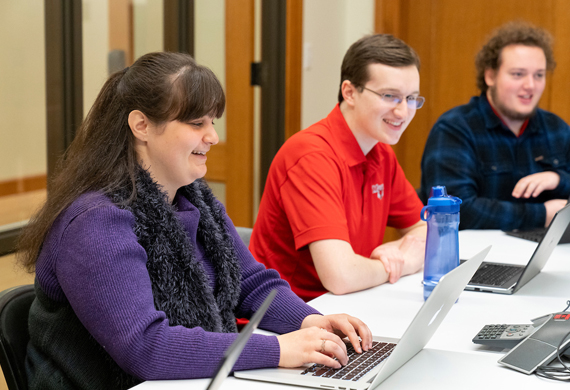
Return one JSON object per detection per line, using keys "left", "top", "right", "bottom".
{"left": 420, "top": 22, "right": 570, "bottom": 230}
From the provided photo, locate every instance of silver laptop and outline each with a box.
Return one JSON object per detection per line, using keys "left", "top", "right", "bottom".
{"left": 234, "top": 247, "right": 491, "bottom": 390}
{"left": 505, "top": 195, "right": 570, "bottom": 244}
{"left": 206, "top": 289, "right": 277, "bottom": 390}
{"left": 464, "top": 202, "right": 570, "bottom": 294}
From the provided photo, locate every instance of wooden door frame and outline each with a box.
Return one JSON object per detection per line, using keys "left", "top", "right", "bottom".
{"left": 258, "top": 0, "right": 303, "bottom": 198}
{"left": 163, "top": 0, "right": 255, "bottom": 228}
{"left": 223, "top": 0, "right": 255, "bottom": 227}
{"left": 211, "top": 0, "right": 303, "bottom": 227}
{"left": 285, "top": 0, "right": 303, "bottom": 140}
{"left": 164, "top": 0, "right": 195, "bottom": 55}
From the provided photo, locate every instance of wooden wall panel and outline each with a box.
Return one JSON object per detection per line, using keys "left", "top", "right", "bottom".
{"left": 376, "top": 0, "right": 569, "bottom": 243}
{"left": 224, "top": 0, "right": 255, "bottom": 227}
{"left": 549, "top": 0, "right": 570, "bottom": 122}
{"left": 0, "top": 175, "right": 47, "bottom": 197}
{"left": 378, "top": 0, "right": 569, "bottom": 192}
{"left": 285, "top": 0, "right": 303, "bottom": 139}
{"left": 391, "top": 0, "right": 433, "bottom": 187}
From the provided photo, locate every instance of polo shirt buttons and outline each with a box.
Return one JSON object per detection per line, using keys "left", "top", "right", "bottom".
{"left": 491, "top": 166, "right": 497, "bottom": 171}
{"left": 554, "top": 159, "right": 559, "bottom": 166}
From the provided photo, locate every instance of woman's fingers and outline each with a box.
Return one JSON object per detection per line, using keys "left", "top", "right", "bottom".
{"left": 318, "top": 333, "right": 348, "bottom": 365}
{"left": 277, "top": 327, "right": 348, "bottom": 368}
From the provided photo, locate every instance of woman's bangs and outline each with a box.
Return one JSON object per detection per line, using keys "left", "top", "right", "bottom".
{"left": 170, "top": 67, "right": 226, "bottom": 123}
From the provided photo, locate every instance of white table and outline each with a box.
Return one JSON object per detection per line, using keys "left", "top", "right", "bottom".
{"left": 133, "top": 230, "right": 570, "bottom": 389}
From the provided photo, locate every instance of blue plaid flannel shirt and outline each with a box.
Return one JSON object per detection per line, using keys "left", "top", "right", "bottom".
{"left": 420, "top": 95, "right": 570, "bottom": 230}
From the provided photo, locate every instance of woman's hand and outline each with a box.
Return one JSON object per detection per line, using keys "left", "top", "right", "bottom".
{"left": 302, "top": 314, "right": 372, "bottom": 354}
{"left": 276, "top": 314, "right": 372, "bottom": 368}
{"left": 276, "top": 327, "right": 347, "bottom": 368}
{"left": 276, "top": 313, "right": 372, "bottom": 368}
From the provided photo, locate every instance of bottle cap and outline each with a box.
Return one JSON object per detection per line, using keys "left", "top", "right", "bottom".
{"left": 420, "top": 186, "right": 462, "bottom": 220}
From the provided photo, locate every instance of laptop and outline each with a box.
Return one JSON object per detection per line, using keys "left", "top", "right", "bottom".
{"left": 234, "top": 246, "right": 491, "bottom": 390}
{"left": 505, "top": 196, "right": 570, "bottom": 244}
{"left": 505, "top": 226, "right": 570, "bottom": 244}
{"left": 464, "top": 202, "right": 570, "bottom": 294}
{"left": 206, "top": 289, "right": 277, "bottom": 390}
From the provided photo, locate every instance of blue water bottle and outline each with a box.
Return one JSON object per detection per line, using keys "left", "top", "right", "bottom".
{"left": 421, "top": 186, "right": 462, "bottom": 301}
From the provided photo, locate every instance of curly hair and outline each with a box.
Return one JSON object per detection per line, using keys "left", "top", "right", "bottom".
{"left": 475, "top": 21, "right": 555, "bottom": 94}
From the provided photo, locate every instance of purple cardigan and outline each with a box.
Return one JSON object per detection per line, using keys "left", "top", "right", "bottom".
{"left": 33, "top": 191, "right": 320, "bottom": 380}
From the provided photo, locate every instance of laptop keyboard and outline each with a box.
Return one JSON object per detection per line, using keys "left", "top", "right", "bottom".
{"left": 506, "top": 229, "right": 545, "bottom": 243}
{"left": 300, "top": 341, "right": 396, "bottom": 382}
{"left": 469, "top": 263, "right": 520, "bottom": 286}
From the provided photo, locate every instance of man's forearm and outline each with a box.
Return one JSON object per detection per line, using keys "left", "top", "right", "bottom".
{"left": 309, "top": 240, "right": 390, "bottom": 295}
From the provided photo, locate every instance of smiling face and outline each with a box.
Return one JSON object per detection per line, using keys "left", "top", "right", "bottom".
{"left": 485, "top": 44, "right": 546, "bottom": 130}
{"left": 340, "top": 63, "right": 420, "bottom": 154}
{"left": 132, "top": 113, "right": 219, "bottom": 201}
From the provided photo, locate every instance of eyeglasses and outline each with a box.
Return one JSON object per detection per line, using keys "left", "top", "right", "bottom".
{"left": 363, "top": 87, "right": 425, "bottom": 109}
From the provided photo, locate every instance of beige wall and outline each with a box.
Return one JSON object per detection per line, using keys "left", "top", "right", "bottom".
{"left": 195, "top": 0, "right": 227, "bottom": 142}
{"left": 0, "top": 1, "right": 46, "bottom": 182}
{"left": 301, "top": 0, "right": 374, "bottom": 130}
{"left": 195, "top": 0, "right": 227, "bottom": 204}
{"left": 83, "top": 0, "right": 110, "bottom": 117}
{"left": 133, "top": 0, "right": 164, "bottom": 60}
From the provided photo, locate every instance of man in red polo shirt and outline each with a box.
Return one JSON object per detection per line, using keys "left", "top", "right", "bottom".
{"left": 250, "top": 34, "right": 427, "bottom": 302}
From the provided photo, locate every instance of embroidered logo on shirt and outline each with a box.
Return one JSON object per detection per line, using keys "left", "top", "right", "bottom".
{"left": 372, "top": 184, "right": 384, "bottom": 199}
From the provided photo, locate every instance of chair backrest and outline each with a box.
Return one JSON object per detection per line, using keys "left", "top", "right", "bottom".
{"left": 0, "top": 284, "right": 35, "bottom": 390}
{"left": 235, "top": 227, "right": 253, "bottom": 247}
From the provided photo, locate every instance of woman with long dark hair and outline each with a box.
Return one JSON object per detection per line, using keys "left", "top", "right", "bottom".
{"left": 18, "top": 52, "right": 371, "bottom": 389}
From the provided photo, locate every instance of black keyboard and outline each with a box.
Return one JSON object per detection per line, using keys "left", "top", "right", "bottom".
{"left": 300, "top": 341, "right": 396, "bottom": 382}
{"left": 469, "top": 263, "right": 520, "bottom": 286}
{"left": 505, "top": 229, "right": 546, "bottom": 243}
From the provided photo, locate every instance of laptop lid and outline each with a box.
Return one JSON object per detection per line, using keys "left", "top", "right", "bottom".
{"left": 465, "top": 202, "right": 570, "bottom": 294}
{"left": 512, "top": 202, "right": 570, "bottom": 293}
{"left": 235, "top": 247, "right": 490, "bottom": 390}
{"left": 368, "top": 246, "right": 490, "bottom": 388}
{"left": 206, "top": 289, "right": 277, "bottom": 390}
{"left": 505, "top": 223, "right": 570, "bottom": 244}
{"left": 505, "top": 196, "right": 570, "bottom": 244}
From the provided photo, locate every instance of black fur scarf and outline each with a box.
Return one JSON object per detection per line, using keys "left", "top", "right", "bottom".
{"left": 111, "top": 168, "right": 241, "bottom": 333}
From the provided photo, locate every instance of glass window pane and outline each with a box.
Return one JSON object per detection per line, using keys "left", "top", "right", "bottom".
{"left": 83, "top": 0, "right": 164, "bottom": 116}
{"left": 0, "top": 2, "right": 47, "bottom": 228}
{"left": 133, "top": 0, "right": 164, "bottom": 58}
{"left": 195, "top": 0, "right": 227, "bottom": 203}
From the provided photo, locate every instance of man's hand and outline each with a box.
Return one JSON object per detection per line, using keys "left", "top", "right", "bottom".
{"left": 398, "top": 234, "right": 426, "bottom": 276}
{"left": 544, "top": 199, "right": 568, "bottom": 227}
{"left": 309, "top": 221, "right": 425, "bottom": 295}
{"left": 512, "top": 171, "right": 560, "bottom": 199}
{"left": 369, "top": 244, "right": 404, "bottom": 283}
{"left": 370, "top": 234, "right": 425, "bottom": 284}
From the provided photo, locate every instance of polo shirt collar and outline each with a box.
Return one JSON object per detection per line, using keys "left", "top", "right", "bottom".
{"left": 327, "top": 104, "right": 368, "bottom": 167}
{"left": 479, "top": 93, "right": 542, "bottom": 136}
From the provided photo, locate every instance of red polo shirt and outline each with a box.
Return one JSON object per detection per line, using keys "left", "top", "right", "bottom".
{"left": 250, "top": 105, "right": 423, "bottom": 301}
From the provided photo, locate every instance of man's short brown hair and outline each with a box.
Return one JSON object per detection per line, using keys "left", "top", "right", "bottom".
{"left": 338, "top": 34, "right": 420, "bottom": 103}
{"left": 475, "top": 21, "right": 556, "bottom": 94}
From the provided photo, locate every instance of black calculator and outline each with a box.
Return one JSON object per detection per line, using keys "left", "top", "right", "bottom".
{"left": 472, "top": 324, "right": 534, "bottom": 349}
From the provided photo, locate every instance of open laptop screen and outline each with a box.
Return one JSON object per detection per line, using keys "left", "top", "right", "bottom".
{"left": 206, "top": 289, "right": 277, "bottom": 390}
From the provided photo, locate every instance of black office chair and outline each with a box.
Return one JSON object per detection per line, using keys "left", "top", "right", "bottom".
{"left": 0, "top": 284, "right": 35, "bottom": 390}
